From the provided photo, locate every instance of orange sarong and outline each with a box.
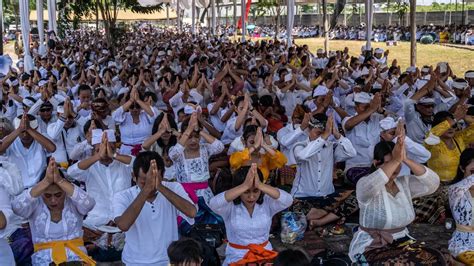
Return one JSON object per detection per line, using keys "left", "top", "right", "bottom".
{"left": 228, "top": 240, "right": 278, "bottom": 266}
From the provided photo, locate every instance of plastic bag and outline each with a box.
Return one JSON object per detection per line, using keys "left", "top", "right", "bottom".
{"left": 280, "top": 211, "right": 307, "bottom": 244}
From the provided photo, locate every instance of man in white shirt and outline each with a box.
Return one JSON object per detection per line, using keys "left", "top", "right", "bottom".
{"left": 113, "top": 151, "right": 196, "bottom": 266}
{"left": 291, "top": 113, "right": 357, "bottom": 228}
{"left": 0, "top": 114, "right": 56, "bottom": 187}
{"left": 67, "top": 129, "right": 133, "bottom": 261}
{"left": 47, "top": 100, "right": 83, "bottom": 168}
{"left": 342, "top": 92, "right": 384, "bottom": 184}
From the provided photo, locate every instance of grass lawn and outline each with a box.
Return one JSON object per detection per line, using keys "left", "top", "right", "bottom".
{"left": 237, "top": 36, "right": 473, "bottom": 77}
{"left": 292, "top": 38, "right": 474, "bottom": 77}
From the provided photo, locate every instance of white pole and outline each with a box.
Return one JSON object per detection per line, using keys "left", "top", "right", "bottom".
{"left": 192, "top": 0, "right": 196, "bottom": 34}
{"left": 37, "top": 0, "right": 46, "bottom": 55}
{"left": 241, "top": 0, "right": 246, "bottom": 42}
{"left": 47, "top": 0, "right": 57, "bottom": 35}
{"left": 20, "top": 0, "right": 33, "bottom": 72}
{"left": 166, "top": 5, "right": 170, "bottom": 27}
{"left": 365, "top": 0, "right": 373, "bottom": 50}
{"left": 287, "top": 0, "right": 294, "bottom": 47}
{"left": 211, "top": 0, "right": 216, "bottom": 35}
{"left": 177, "top": 0, "right": 181, "bottom": 30}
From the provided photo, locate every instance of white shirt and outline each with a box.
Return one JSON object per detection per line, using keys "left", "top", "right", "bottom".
{"left": 292, "top": 132, "right": 357, "bottom": 197}
{"left": 275, "top": 89, "right": 310, "bottom": 118}
{"left": 12, "top": 186, "right": 95, "bottom": 265}
{"left": 349, "top": 167, "right": 439, "bottom": 261}
{"left": 69, "top": 140, "right": 93, "bottom": 161}
{"left": 47, "top": 120, "right": 83, "bottom": 164}
{"left": 277, "top": 124, "right": 308, "bottom": 165}
{"left": 342, "top": 113, "right": 383, "bottom": 169}
{"left": 207, "top": 103, "right": 227, "bottom": 132}
{"left": 5, "top": 139, "right": 48, "bottom": 188}
{"left": 113, "top": 183, "right": 194, "bottom": 266}
{"left": 68, "top": 159, "right": 134, "bottom": 229}
{"left": 112, "top": 106, "right": 158, "bottom": 153}
{"left": 169, "top": 90, "right": 204, "bottom": 122}
{"left": 221, "top": 116, "right": 244, "bottom": 145}
{"left": 209, "top": 190, "right": 293, "bottom": 266}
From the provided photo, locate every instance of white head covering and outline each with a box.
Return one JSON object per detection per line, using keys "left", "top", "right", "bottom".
{"left": 437, "top": 62, "right": 448, "bottom": 73}
{"left": 316, "top": 48, "right": 324, "bottom": 54}
{"left": 38, "top": 80, "right": 48, "bottom": 87}
{"left": 284, "top": 73, "right": 292, "bottom": 82}
{"left": 465, "top": 70, "right": 474, "bottom": 79}
{"left": 452, "top": 79, "right": 468, "bottom": 90}
{"left": 354, "top": 92, "right": 372, "bottom": 104}
{"left": 418, "top": 97, "right": 436, "bottom": 105}
{"left": 406, "top": 66, "right": 417, "bottom": 73}
{"left": 379, "top": 117, "right": 397, "bottom": 131}
{"left": 91, "top": 129, "right": 116, "bottom": 145}
{"left": 360, "top": 67, "right": 370, "bottom": 76}
{"left": 374, "top": 48, "right": 384, "bottom": 54}
{"left": 312, "top": 85, "right": 329, "bottom": 97}
{"left": 13, "top": 115, "right": 38, "bottom": 130}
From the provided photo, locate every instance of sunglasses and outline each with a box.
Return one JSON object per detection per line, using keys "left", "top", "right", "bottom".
{"left": 39, "top": 108, "right": 52, "bottom": 112}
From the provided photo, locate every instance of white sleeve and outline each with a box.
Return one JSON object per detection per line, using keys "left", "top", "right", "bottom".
{"left": 113, "top": 190, "right": 131, "bottom": 220}
{"left": 208, "top": 192, "right": 233, "bottom": 220}
{"left": 404, "top": 136, "right": 431, "bottom": 163}
{"left": 47, "top": 120, "right": 65, "bottom": 140}
{"left": 294, "top": 138, "right": 326, "bottom": 161}
{"left": 277, "top": 126, "right": 305, "bottom": 149}
{"left": 356, "top": 169, "right": 389, "bottom": 204}
{"left": 265, "top": 189, "right": 293, "bottom": 216}
{"left": 67, "top": 162, "right": 90, "bottom": 182}
{"left": 111, "top": 106, "right": 127, "bottom": 124}
{"left": 334, "top": 137, "right": 357, "bottom": 162}
{"left": 406, "top": 167, "right": 440, "bottom": 199}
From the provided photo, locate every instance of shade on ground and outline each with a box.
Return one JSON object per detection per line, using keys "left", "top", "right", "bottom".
{"left": 293, "top": 38, "right": 473, "bottom": 77}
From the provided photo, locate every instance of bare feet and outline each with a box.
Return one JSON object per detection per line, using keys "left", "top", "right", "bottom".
{"left": 307, "top": 208, "right": 328, "bottom": 220}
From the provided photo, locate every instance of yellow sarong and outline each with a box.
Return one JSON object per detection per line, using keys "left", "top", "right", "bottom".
{"left": 34, "top": 237, "right": 96, "bottom": 266}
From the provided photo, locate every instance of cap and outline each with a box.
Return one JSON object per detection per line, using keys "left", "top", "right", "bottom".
{"left": 379, "top": 117, "right": 397, "bottom": 131}
{"left": 354, "top": 92, "right": 372, "bottom": 104}
{"left": 418, "top": 97, "right": 436, "bottom": 105}
{"left": 312, "top": 85, "right": 329, "bottom": 97}
{"left": 91, "top": 129, "right": 116, "bottom": 145}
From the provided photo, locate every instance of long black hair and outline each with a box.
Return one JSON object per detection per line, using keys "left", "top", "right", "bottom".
{"left": 232, "top": 166, "right": 265, "bottom": 205}
{"left": 370, "top": 141, "right": 396, "bottom": 173}
{"left": 151, "top": 113, "right": 178, "bottom": 148}
{"left": 452, "top": 148, "right": 474, "bottom": 184}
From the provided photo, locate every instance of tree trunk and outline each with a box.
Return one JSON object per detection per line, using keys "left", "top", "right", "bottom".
{"left": 96, "top": 0, "right": 99, "bottom": 34}
{"left": 410, "top": 0, "right": 416, "bottom": 66}
{"left": 0, "top": 18, "right": 3, "bottom": 55}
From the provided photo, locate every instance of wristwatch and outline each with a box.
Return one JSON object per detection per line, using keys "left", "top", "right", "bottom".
{"left": 113, "top": 152, "right": 118, "bottom": 160}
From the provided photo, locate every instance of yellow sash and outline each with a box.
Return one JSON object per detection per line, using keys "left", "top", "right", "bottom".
{"left": 34, "top": 237, "right": 96, "bottom": 266}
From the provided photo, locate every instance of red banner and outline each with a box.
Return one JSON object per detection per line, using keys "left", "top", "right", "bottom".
{"left": 237, "top": 0, "right": 252, "bottom": 29}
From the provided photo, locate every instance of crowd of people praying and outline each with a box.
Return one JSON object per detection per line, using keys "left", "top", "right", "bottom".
{"left": 0, "top": 24, "right": 473, "bottom": 265}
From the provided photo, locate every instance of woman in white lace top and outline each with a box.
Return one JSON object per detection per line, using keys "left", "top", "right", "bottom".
{"left": 12, "top": 158, "right": 95, "bottom": 265}
{"left": 349, "top": 134, "right": 443, "bottom": 264}
{"left": 448, "top": 148, "right": 474, "bottom": 264}
{"left": 169, "top": 112, "right": 224, "bottom": 230}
